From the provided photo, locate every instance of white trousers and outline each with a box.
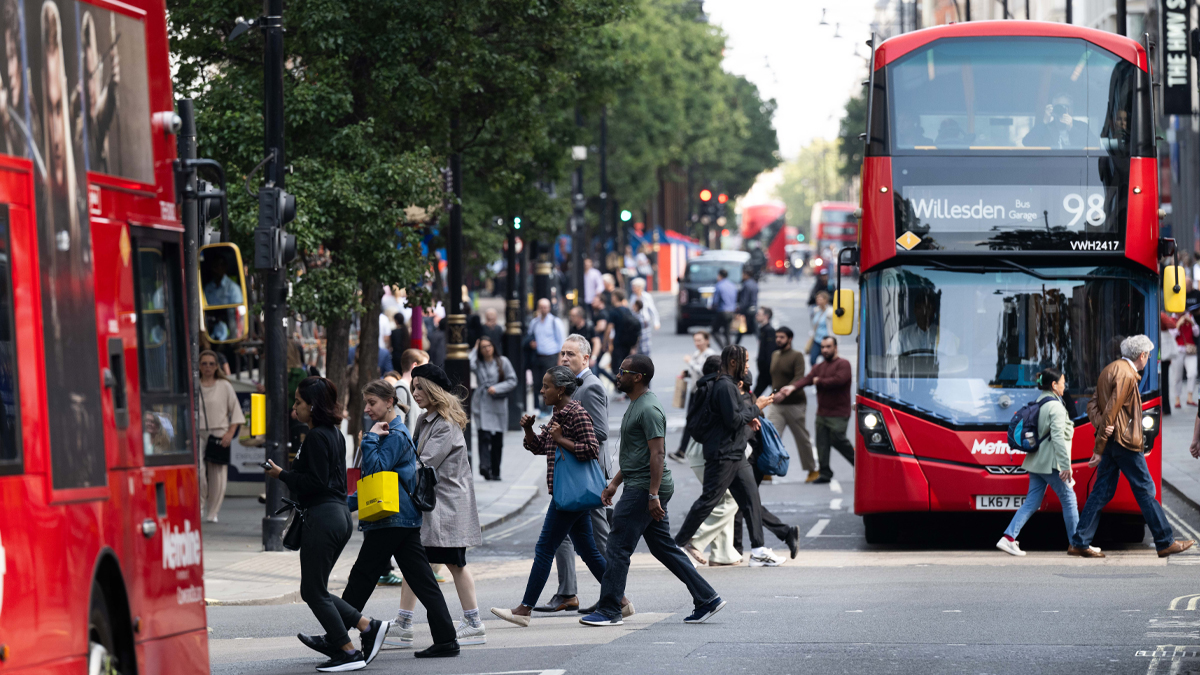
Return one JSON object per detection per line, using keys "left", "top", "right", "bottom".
{"left": 1172, "top": 354, "right": 1198, "bottom": 403}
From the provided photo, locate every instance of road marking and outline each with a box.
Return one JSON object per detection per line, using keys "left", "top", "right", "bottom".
{"left": 829, "top": 479, "right": 843, "bottom": 494}
{"left": 806, "top": 519, "right": 830, "bottom": 537}
{"left": 1168, "top": 594, "right": 1200, "bottom": 611}
{"left": 1163, "top": 503, "right": 1200, "bottom": 543}
{"left": 1042, "top": 610, "right": 1059, "bottom": 613}
{"left": 830, "top": 498, "right": 843, "bottom": 510}
{"left": 846, "top": 610, "right": 863, "bottom": 613}
{"left": 942, "top": 610, "right": 961, "bottom": 613}
{"left": 485, "top": 510, "right": 547, "bottom": 542}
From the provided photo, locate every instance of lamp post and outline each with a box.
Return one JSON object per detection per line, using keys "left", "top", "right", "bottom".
{"left": 571, "top": 142, "right": 587, "bottom": 307}
{"left": 505, "top": 221, "right": 525, "bottom": 429}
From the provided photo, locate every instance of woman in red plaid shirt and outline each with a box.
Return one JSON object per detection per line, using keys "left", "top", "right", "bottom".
{"left": 491, "top": 366, "right": 632, "bottom": 627}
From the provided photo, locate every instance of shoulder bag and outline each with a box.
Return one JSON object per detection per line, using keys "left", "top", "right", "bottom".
{"left": 552, "top": 446, "right": 606, "bottom": 512}
{"left": 200, "top": 386, "right": 231, "bottom": 465}
{"left": 275, "top": 498, "right": 305, "bottom": 551}
{"left": 404, "top": 423, "right": 438, "bottom": 512}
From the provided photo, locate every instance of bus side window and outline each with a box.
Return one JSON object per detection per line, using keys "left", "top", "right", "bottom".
{"left": 0, "top": 206, "right": 20, "bottom": 475}
{"left": 132, "top": 233, "right": 191, "bottom": 464}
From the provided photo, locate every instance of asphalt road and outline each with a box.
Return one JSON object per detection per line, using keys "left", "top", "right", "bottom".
{"left": 208, "top": 275, "right": 1200, "bottom": 675}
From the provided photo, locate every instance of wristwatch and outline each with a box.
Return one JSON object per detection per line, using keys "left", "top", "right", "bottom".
{"left": 648, "top": 494, "right": 660, "bottom": 501}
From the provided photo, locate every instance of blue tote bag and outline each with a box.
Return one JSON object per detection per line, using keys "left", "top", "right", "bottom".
{"left": 552, "top": 447, "right": 606, "bottom": 512}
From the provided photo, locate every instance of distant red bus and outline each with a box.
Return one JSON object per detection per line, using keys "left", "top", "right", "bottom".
{"left": 0, "top": 1, "right": 209, "bottom": 673}
{"left": 740, "top": 202, "right": 794, "bottom": 275}
{"left": 811, "top": 201, "right": 858, "bottom": 262}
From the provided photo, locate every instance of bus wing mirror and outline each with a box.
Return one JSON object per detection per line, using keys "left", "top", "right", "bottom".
{"left": 832, "top": 290, "right": 855, "bottom": 336}
{"left": 198, "top": 242, "right": 250, "bottom": 343}
{"left": 1165, "top": 265, "right": 1187, "bottom": 313}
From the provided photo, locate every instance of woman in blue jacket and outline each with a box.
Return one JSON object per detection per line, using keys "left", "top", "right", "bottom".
{"left": 296, "top": 379, "right": 458, "bottom": 660}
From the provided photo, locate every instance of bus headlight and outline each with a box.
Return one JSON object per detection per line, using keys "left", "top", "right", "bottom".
{"left": 857, "top": 405, "right": 894, "bottom": 453}
{"left": 1142, "top": 407, "right": 1161, "bottom": 453}
{"left": 1142, "top": 415, "right": 1154, "bottom": 431}
{"left": 862, "top": 412, "right": 881, "bottom": 430}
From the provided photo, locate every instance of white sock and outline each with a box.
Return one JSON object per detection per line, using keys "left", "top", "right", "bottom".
{"left": 396, "top": 609, "right": 414, "bottom": 629}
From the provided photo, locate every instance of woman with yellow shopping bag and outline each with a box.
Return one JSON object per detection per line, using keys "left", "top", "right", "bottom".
{"left": 296, "top": 379, "right": 458, "bottom": 661}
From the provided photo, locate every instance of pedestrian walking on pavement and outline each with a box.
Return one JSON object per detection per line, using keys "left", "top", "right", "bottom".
{"left": 679, "top": 356, "right": 743, "bottom": 567}
{"left": 710, "top": 269, "right": 737, "bottom": 349}
{"left": 767, "top": 327, "right": 819, "bottom": 483}
{"left": 775, "top": 336, "right": 853, "bottom": 483}
{"left": 393, "top": 364, "right": 484, "bottom": 657}
{"left": 298, "top": 379, "right": 457, "bottom": 660}
{"left": 264, "top": 377, "right": 390, "bottom": 672}
{"left": 470, "top": 336, "right": 516, "bottom": 481}
{"left": 1071, "top": 336, "right": 1195, "bottom": 559}
{"left": 197, "top": 350, "right": 245, "bottom": 523}
{"left": 629, "top": 277, "right": 660, "bottom": 331}
{"left": 579, "top": 355, "right": 727, "bottom": 627}
{"left": 608, "top": 291, "right": 642, "bottom": 382}
{"left": 808, "top": 292, "right": 834, "bottom": 365}
{"left": 734, "top": 268, "right": 758, "bottom": 346}
{"left": 673, "top": 345, "right": 785, "bottom": 568}
{"left": 528, "top": 298, "right": 565, "bottom": 416}
{"left": 540, "top": 334, "right": 615, "bottom": 614}
{"left": 491, "top": 366, "right": 634, "bottom": 627}
{"left": 753, "top": 307, "right": 777, "bottom": 396}
{"left": 996, "top": 368, "right": 1080, "bottom": 557}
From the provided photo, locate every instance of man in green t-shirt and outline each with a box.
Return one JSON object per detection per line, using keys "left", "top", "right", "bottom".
{"left": 580, "top": 355, "right": 726, "bottom": 627}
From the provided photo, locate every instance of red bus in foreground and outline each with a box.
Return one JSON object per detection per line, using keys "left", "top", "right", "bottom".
{"left": 0, "top": 0, "right": 208, "bottom": 672}
{"left": 847, "top": 22, "right": 1170, "bottom": 544}
{"left": 740, "top": 202, "right": 794, "bottom": 274}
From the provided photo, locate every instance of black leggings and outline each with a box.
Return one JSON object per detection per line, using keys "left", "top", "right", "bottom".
{"left": 299, "top": 502, "right": 355, "bottom": 647}
{"left": 478, "top": 430, "right": 504, "bottom": 479}
{"left": 342, "top": 527, "right": 456, "bottom": 645}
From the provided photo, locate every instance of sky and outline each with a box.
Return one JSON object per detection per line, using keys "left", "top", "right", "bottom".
{"left": 704, "top": 0, "right": 878, "bottom": 160}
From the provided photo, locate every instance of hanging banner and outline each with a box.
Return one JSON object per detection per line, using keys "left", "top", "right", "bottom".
{"left": 1161, "top": 0, "right": 1193, "bottom": 116}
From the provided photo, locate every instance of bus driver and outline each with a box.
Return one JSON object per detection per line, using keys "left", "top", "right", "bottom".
{"left": 887, "top": 289, "right": 959, "bottom": 359}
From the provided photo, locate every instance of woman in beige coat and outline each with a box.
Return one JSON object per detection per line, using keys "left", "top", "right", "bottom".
{"left": 394, "top": 364, "right": 484, "bottom": 653}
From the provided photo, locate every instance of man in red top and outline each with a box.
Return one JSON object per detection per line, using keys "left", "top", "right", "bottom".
{"left": 774, "top": 336, "right": 852, "bottom": 484}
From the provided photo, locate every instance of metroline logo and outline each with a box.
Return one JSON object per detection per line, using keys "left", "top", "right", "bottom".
{"left": 970, "top": 438, "right": 1024, "bottom": 455}
{"left": 163, "top": 520, "right": 202, "bottom": 570}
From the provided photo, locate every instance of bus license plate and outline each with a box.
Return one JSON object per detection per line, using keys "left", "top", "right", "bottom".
{"left": 700, "top": 292, "right": 712, "bottom": 300}
{"left": 975, "top": 495, "right": 1025, "bottom": 511}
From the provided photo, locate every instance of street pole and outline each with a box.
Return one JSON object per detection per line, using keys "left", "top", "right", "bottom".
{"left": 1064, "top": 0, "right": 1070, "bottom": 23}
{"left": 600, "top": 106, "right": 609, "bottom": 269}
{"left": 177, "top": 100, "right": 202, "bottom": 474}
{"left": 572, "top": 108, "right": 585, "bottom": 306}
{"left": 533, "top": 240, "right": 551, "bottom": 307}
{"left": 261, "top": 0, "right": 288, "bottom": 551}
{"left": 505, "top": 224, "right": 524, "bottom": 429}
{"left": 1115, "top": 0, "right": 1126, "bottom": 35}
{"left": 444, "top": 125, "right": 469, "bottom": 392}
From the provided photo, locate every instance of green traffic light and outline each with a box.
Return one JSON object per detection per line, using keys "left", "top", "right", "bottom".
{"left": 620, "top": 210, "right": 632, "bottom": 222}
{"left": 797, "top": 233, "right": 805, "bottom": 242}
{"left": 514, "top": 216, "right": 522, "bottom": 229}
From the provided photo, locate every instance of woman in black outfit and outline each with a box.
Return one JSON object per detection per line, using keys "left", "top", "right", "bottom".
{"left": 264, "top": 377, "right": 389, "bottom": 673}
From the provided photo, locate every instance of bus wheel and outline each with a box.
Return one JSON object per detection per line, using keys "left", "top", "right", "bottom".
{"left": 1101, "top": 514, "right": 1147, "bottom": 545}
{"left": 88, "top": 581, "right": 133, "bottom": 675}
{"left": 863, "top": 514, "right": 900, "bottom": 545}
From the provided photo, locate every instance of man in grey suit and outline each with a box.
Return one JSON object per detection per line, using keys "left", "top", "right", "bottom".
{"left": 533, "top": 333, "right": 614, "bottom": 614}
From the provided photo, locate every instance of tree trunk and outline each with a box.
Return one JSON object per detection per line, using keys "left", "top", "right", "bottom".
{"left": 347, "top": 279, "right": 383, "bottom": 439}
{"left": 324, "top": 314, "right": 352, "bottom": 412}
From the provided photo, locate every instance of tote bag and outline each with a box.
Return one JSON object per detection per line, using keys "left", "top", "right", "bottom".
{"left": 552, "top": 447, "right": 606, "bottom": 512}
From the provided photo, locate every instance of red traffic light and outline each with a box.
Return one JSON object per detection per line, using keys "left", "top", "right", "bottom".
{"left": 717, "top": 193, "right": 728, "bottom": 204}
{"left": 699, "top": 189, "right": 713, "bottom": 202}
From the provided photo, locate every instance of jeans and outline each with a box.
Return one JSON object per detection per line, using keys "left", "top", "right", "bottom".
{"left": 555, "top": 507, "right": 612, "bottom": 597}
{"left": 1002, "top": 471, "right": 1079, "bottom": 541}
{"left": 1072, "top": 441, "right": 1174, "bottom": 550}
{"left": 596, "top": 488, "right": 718, "bottom": 620}
{"left": 674, "top": 456, "right": 766, "bottom": 550}
{"left": 815, "top": 415, "right": 854, "bottom": 480}
{"left": 342, "top": 526, "right": 456, "bottom": 645}
{"left": 478, "top": 430, "right": 504, "bottom": 479}
{"left": 522, "top": 502, "right": 608, "bottom": 607}
{"left": 299, "top": 502, "right": 354, "bottom": 647}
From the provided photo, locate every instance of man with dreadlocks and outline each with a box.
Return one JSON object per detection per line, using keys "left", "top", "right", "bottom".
{"left": 673, "top": 345, "right": 786, "bottom": 568}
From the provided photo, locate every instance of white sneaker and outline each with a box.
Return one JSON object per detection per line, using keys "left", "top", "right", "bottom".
{"left": 384, "top": 621, "right": 413, "bottom": 648}
{"left": 996, "top": 537, "right": 1026, "bottom": 556}
{"left": 456, "top": 619, "right": 487, "bottom": 645}
{"left": 748, "top": 548, "right": 784, "bottom": 567}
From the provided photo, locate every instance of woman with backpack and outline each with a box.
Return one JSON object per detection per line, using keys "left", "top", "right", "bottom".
{"left": 996, "top": 367, "right": 1079, "bottom": 556}
{"left": 489, "top": 366, "right": 634, "bottom": 627}
{"left": 470, "top": 336, "right": 516, "bottom": 480}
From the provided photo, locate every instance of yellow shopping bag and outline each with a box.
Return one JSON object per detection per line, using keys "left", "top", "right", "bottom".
{"left": 357, "top": 471, "right": 401, "bottom": 522}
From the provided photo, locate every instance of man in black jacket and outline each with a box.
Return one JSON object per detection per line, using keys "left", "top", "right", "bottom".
{"left": 753, "top": 307, "right": 777, "bottom": 396}
{"left": 734, "top": 269, "right": 759, "bottom": 345}
{"left": 673, "top": 346, "right": 785, "bottom": 567}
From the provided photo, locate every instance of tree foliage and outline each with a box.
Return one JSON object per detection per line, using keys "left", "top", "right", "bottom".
{"left": 775, "top": 138, "right": 850, "bottom": 239}
{"left": 837, "top": 89, "right": 868, "bottom": 182}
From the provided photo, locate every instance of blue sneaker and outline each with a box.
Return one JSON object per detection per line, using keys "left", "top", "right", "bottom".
{"left": 684, "top": 597, "right": 726, "bottom": 624}
{"left": 579, "top": 611, "right": 623, "bottom": 626}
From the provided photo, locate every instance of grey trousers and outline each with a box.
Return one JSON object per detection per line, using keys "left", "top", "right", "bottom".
{"left": 554, "top": 506, "right": 612, "bottom": 596}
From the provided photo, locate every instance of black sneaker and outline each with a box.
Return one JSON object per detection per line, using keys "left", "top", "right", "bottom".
{"left": 414, "top": 641, "right": 461, "bottom": 658}
{"left": 684, "top": 596, "right": 727, "bottom": 624}
{"left": 315, "top": 649, "right": 366, "bottom": 672}
{"left": 785, "top": 525, "right": 800, "bottom": 559}
{"left": 297, "top": 632, "right": 341, "bottom": 659}
{"left": 359, "top": 618, "right": 389, "bottom": 665}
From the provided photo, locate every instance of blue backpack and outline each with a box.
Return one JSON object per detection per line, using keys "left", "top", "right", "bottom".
{"left": 1006, "top": 397, "right": 1054, "bottom": 453}
{"left": 756, "top": 417, "right": 790, "bottom": 477}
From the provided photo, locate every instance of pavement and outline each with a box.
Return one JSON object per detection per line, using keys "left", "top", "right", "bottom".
{"left": 1159, "top": 397, "right": 1200, "bottom": 511}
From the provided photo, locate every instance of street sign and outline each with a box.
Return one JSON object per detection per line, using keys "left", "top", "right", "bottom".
{"left": 1161, "top": 0, "right": 1191, "bottom": 116}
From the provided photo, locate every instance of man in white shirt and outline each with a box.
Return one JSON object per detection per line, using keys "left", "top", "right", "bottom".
{"left": 583, "top": 258, "right": 605, "bottom": 307}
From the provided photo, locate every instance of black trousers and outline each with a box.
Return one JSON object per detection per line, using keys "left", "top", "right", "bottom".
{"left": 478, "top": 430, "right": 504, "bottom": 479}
{"left": 342, "top": 526, "right": 456, "bottom": 645}
{"left": 734, "top": 461, "right": 793, "bottom": 550}
{"left": 753, "top": 369, "right": 772, "bottom": 397}
{"left": 674, "top": 456, "right": 765, "bottom": 549}
{"left": 299, "top": 502, "right": 355, "bottom": 647}
{"left": 711, "top": 312, "right": 734, "bottom": 349}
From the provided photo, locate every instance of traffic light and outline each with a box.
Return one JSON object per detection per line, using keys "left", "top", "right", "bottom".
{"left": 620, "top": 210, "right": 632, "bottom": 222}
{"left": 717, "top": 193, "right": 728, "bottom": 204}
{"left": 513, "top": 216, "right": 522, "bottom": 230}
{"left": 699, "top": 188, "right": 713, "bottom": 202}
{"left": 254, "top": 186, "right": 297, "bottom": 270}
{"left": 699, "top": 188, "right": 718, "bottom": 224}
{"left": 797, "top": 233, "right": 806, "bottom": 242}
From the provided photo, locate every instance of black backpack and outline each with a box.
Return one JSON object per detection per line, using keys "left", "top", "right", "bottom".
{"left": 685, "top": 374, "right": 720, "bottom": 442}
{"left": 1006, "top": 397, "right": 1055, "bottom": 453}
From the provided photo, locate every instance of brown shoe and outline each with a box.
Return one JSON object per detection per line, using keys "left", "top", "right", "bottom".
{"left": 683, "top": 543, "right": 709, "bottom": 566}
{"left": 532, "top": 595, "right": 579, "bottom": 612}
{"left": 1067, "top": 545, "right": 1106, "bottom": 558}
{"left": 805, "top": 471, "right": 820, "bottom": 483}
{"left": 1158, "top": 540, "right": 1196, "bottom": 558}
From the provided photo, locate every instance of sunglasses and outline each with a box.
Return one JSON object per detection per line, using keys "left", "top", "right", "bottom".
{"left": 618, "top": 368, "right": 645, "bottom": 377}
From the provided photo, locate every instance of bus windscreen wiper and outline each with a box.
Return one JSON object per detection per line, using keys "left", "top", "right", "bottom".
{"left": 921, "top": 259, "right": 1128, "bottom": 282}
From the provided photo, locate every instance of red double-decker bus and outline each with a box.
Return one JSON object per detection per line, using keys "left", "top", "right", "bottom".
{"left": 740, "top": 202, "right": 794, "bottom": 274}
{"left": 811, "top": 201, "right": 858, "bottom": 260}
{"left": 0, "top": 0, "right": 209, "bottom": 672}
{"left": 845, "top": 22, "right": 1172, "bottom": 544}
